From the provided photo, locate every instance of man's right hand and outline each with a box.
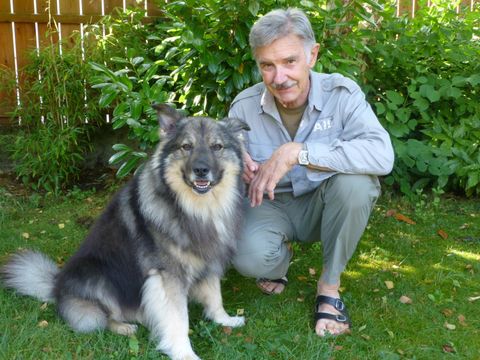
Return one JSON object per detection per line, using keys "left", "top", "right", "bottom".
{"left": 242, "top": 152, "right": 259, "bottom": 184}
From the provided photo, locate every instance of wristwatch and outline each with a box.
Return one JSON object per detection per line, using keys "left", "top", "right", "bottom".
{"left": 298, "top": 147, "right": 309, "bottom": 166}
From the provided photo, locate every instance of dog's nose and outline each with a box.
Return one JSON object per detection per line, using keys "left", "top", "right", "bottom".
{"left": 193, "top": 167, "right": 210, "bottom": 177}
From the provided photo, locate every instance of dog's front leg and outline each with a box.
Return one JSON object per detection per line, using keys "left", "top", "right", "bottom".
{"left": 190, "top": 275, "right": 245, "bottom": 327}
{"left": 141, "top": 270, "right": 200, "bottom": 360}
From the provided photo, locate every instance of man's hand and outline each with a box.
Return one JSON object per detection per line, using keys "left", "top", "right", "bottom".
{"left": 248, "top": 142, "right": 303, "bottom": 207}
{"left": 242, "top": 152, "right": 259, "bottom": 184}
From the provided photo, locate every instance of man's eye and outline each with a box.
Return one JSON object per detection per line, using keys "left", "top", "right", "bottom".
{"left": 181, "top": 144, "right": 193, "bottom": 151}
{"left": 211, "top": 144, "right": 223, "bottom": 151}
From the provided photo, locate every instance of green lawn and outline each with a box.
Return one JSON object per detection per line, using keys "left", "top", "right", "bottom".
{"left": 1, "top": 183, "right": 479, "bottom": 359}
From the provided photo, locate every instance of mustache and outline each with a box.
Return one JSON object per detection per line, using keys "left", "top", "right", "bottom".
{"left": 271, "top": 80, "right": 297, "bottom": 90}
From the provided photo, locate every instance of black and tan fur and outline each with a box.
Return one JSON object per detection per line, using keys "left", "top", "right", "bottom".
{"left": 1, "top": 104, "right": 249, "bottom": 360}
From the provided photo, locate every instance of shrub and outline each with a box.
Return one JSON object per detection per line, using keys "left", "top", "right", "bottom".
{"left": 363, "top": 4, "right": 480, "bottom": 196}
{"left": 1, "top": 32, "right": 104, "bottom": 193}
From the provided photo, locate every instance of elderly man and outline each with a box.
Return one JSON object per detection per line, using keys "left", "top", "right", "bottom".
{"left": 229, "top": 8, "right": 394, "bottom": 336}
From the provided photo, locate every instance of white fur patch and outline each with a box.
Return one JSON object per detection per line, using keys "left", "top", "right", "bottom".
{"left": 141, "top": 272, "right": 199, "bottom": 360}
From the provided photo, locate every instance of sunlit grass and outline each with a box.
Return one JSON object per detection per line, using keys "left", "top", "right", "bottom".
{"left": 1, "top": 186, "right": 479, "bottom": 359}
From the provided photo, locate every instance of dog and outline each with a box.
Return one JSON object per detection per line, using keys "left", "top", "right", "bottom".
{"left": 1, "top": 104, "right": 249, "bottom": 360}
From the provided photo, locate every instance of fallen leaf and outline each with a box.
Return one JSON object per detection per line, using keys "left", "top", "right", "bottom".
{"left": 38, "top": 320, "right": 49, "bottom": 328}
{"left": 397, "top": 349, "right": 405, "bottom": 355}
{"left": 296, "top": 297, "right": 305, "bottom": 302}
{"left": 308, "top": 268, "right": 316, "bottom": 276}
{"left": 385, "top": 209, "right": 397, "bottom": 217}
{"left": 399, "top": 295, "right": 412, "bottom": 304}
{"left": 444, "top": 322, "right": 456, "bottom": 330}
{"left": 442, "top": 344, "right": 456, "bottom": 353}
{"left": 361, "top": 334, "right": 371, "bottom": 340}
{"left": 236, "top": 308, "right": 244, "bottom": 316}
{"left": 40, "top": 303, "right": 48, "bottom": 310}
{"left": 394, "top": 213, "right": 416, "bottom": 225}
{"left": 222, "top": 326, "right": 232, "bottom": 335}
{"left": 437, "top": 229, "right": 449, "bottom": 239}
{"left": 458, "top": 314, "right": 467, "bottom": 326}
{"left": 232, "top": 286, "right": 240, "bottom": 292}
{"left": 297, "top": 276, "right": 308, "bottom": 281}
{"left": 468, "top": 295, "right": 480, "bottom": 302}
{"left": 384, "top": 280, "right": 394, "bottom": 289}
{"left": 358, "top": 324, "right": 367, "bottom": 332}
{"left": 442, "top": 308, "right": 454, "bottom": 317}
{"left": 459, "top": 223, "right": 469, "bottom": 230}
{"left": 58, "top": 223, "right": 65, "bottom": 229}
{"left": 386, "top": 329, "right": 395, "bottom": 338}
{"left": 334, "top": 345, "right": 343, "bottom": 351}
{"left": 373, "top": 288, "right": 380, "bottom": 292}
{"left": 22, "top": 233, "right": 30, "bottom": 239}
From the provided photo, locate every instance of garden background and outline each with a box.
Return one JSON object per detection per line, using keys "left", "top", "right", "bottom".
{"left": 0, "top": 0, "right": 479, "bottom": 359}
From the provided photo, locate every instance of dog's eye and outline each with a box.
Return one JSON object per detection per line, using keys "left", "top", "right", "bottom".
{"left": 181, "top": 144, "right": 193, "bottom": 151}
{"left": 211, "top": 144, "right": 223, "bottom": 151}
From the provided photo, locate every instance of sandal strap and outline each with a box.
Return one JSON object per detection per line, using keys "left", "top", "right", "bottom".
{"left": 314, "top": 311, "right": 350, "bottom": 324}
{"left": 257, "top": 276, "right": 288, "bottom": 286}
{"left": 315, "top": 295, "right": 346, "bottom": 312}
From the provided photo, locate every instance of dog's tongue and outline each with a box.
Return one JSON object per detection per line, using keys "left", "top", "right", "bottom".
{"left": 194, "top": 180, "right": 210, "bottom": 187}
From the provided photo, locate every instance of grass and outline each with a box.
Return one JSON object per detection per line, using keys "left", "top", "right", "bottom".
{"left": 0, "top": 182, "right": 479, "bottom": 360}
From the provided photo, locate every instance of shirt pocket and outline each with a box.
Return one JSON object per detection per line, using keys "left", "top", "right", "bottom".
{"left": 248, "top": 142, "right": 277, "bottom": 163}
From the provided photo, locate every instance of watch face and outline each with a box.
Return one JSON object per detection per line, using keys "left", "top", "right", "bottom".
{"left": 299, "top": 150, "right": 309, "bottom": 165}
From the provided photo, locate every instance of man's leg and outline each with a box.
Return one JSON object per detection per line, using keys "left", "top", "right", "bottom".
{"left": 318, "top": 174, "right": 379, "bottom": 335}
{"left": 289, "top": 174, "right": 380, "bottom": 336}
{"left": 233, "top": 194, "right": 293, "bottom": 294}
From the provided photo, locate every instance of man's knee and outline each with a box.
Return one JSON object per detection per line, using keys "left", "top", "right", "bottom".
{"left": 325, "top": 174, "right": 380, "bottom": 209}
{"left": 232, "top": 235, "right": 290, "bottom": 279}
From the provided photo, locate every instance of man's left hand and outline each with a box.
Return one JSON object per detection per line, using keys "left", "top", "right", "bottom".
{"left": 248, "top": 142, "right": 303, "bottom": 207}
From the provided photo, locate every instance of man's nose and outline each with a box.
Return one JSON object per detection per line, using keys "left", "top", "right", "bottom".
{"left": 273, "top": 66, "right": 288, "bottom": 84}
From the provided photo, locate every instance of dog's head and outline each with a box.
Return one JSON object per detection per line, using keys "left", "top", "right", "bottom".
{"left": 153, "top": 104, "right": 249, "bottom": 199}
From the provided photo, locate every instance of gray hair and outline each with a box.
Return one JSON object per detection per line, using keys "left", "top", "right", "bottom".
{"left": 249, "top": 8, "right": 316, "bottom": 62}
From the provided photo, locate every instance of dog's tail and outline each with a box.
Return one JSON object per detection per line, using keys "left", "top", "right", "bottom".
{"left": 1, "top": 250, "right": 59, "bottom": 302}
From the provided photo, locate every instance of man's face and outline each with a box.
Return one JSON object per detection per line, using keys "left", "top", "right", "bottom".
{"left": 255, "top": 34, "right": 319, "bottom": 109}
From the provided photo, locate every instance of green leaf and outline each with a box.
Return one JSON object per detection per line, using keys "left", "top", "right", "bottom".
{"left": 99, "top": 90, "right": 117, "bottom": 107}
{"left": 248, "top": 0, "right": 259, "bottom": 16}
{"left": 467, "top": 74, "right": 480, "bottom": 86}
{"left": 112, "top": 143, "right": 131, "bottom": 151}
{"left": 419, "top": 84, "right": 440, "bottom": 103}
{"left": 117, "top": 157, "right": 141, "bottom": 178}
{"left": 385, "top": 90, "right": 403, "bottom": 105}
{"left": 413, "top": 98, "right": 429, "bottom": 112}
{"left": 131, "top": 57, "right": 144, "bottom": 66}
{"left": 375, "top": 102, "right": 386, "bottom": 115}
{"left": 108, "top": 150, "right": 130, "bottom": 165}
{"left": 130, "top": 100, "right": 143, "bottom": 120}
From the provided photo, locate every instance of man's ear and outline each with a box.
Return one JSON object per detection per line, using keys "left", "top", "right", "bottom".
{"left": 309, "top": 43, "right": 320, "bottom": 68}
{"left": 152, "top": 103, "right": 183, "bottom": 134}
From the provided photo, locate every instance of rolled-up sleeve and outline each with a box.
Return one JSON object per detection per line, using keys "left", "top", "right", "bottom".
{"left": 305, "top": 86, "right": 394, "bottom": 176}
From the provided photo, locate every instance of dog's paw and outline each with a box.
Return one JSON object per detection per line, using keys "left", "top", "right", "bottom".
{"left": 109, "top": 321, "right": 138, "bottom": 336}
{"left": 220, "top": 315, "right": 245, "bottom": 328}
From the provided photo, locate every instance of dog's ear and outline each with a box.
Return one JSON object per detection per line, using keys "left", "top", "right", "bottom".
{"left": 152, "top": 103, "right": 183, "bottom": 134}
{"left": 222, "top": 117, "right": 250, "bottom": 134}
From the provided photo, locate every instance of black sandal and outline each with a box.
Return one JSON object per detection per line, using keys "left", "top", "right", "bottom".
{"left": 314, "top": 295, "right": 351, "bottom": 330}
{"left": 256, "top": 276, "right": 288, "bottom": 295}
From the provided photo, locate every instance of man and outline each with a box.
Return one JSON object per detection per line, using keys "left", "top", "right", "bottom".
{"left": 229, "top": 8, "right": 394, "bottom": 337}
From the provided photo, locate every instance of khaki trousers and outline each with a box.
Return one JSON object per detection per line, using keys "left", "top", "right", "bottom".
{"left": 233, "top": 174, "right": 381, "bottom": 285}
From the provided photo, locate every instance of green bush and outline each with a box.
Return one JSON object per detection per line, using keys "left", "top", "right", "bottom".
{"left": 362, "top": 4, "right": 480, "bottom": 196}
{"left": 1, "top": 33, "right": 104, "bottom": 193}
{"left": 90, "top": 0, "right": 380, "bottom": 177}
{"left": 89, "top": 1, "right": 480, "bottom": 195}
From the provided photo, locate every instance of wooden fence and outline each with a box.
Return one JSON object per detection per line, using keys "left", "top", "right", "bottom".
{"left": 0, "top": 0, "right": 477, "bottom": 127}
{"left": 0, "top": 0, "right": 162, "bottom": 127}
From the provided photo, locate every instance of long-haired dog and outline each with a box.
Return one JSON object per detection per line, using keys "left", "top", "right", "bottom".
{"left": 2, "top": 104, "right": 249, "bottom": 360}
